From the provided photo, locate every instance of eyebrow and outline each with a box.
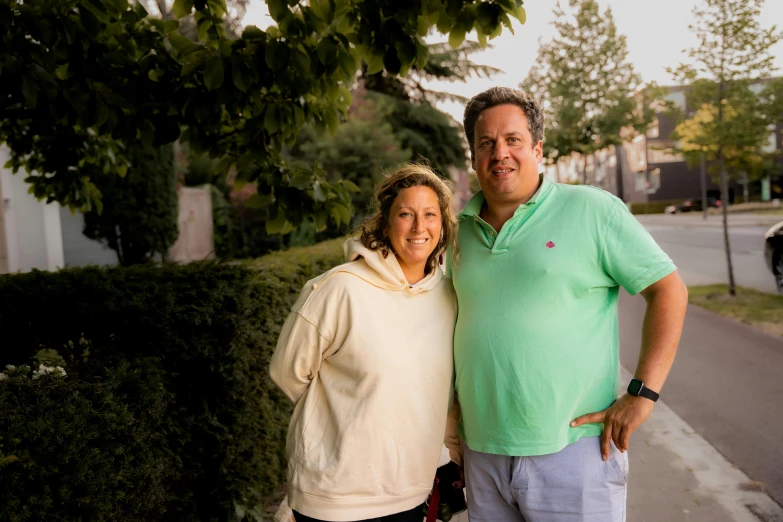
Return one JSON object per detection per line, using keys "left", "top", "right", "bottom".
{"left": 476, "top": 132, "right": 524, "bottom": 141}
{"left": 397, "top": 206, "right": 439, "bottom": 211}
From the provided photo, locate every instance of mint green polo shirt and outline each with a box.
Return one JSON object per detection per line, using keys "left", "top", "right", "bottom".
{"left": 450, "top": 176, "right": 676, "bottom": 456}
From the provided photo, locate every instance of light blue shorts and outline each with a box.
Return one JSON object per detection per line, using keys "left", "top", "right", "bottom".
{"left": 463, "top": 436, "right": 628, "bottom": 522}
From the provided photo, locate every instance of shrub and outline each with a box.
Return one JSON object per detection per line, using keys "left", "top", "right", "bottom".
{"left": 0, "top": 361, "right": 171, "bottom": 521}
{"left": 0, "top": 238, "right": 347, "bottom": 521}
{"left": 83, "top": 143, "right": 179, "bottom": 266}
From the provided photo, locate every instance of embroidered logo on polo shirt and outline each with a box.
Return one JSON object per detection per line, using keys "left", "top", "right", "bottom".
{"left": 546, "top": 241, "right": 555, "bottom": 248}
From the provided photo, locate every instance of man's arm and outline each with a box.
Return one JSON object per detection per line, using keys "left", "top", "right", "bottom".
{"left": 570, "top": 271, "right": 688, "bottom": 460}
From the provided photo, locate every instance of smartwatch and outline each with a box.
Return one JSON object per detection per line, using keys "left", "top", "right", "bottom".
{"left": 627, "top": 378, "right": 659, "bottom": 402}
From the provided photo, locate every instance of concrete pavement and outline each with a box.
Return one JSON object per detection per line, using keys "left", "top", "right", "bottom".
{"left": 635, "top": 212, "right": 782, "bottom": 229}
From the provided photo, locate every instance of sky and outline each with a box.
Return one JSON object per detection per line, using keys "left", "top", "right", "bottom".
{"left": 242, "top": 0, "right": 783, "bottom": 123}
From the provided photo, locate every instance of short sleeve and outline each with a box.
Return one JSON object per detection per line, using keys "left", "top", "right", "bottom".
{"left": 600, "top": 198, "right": 677, "bottom": 295}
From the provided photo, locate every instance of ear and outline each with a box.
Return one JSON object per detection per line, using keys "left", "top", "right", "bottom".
{"left": 533, "top": 140, "right": 543, "bottom": 163}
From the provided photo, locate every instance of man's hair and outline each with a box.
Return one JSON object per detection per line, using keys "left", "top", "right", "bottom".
{"left": 358, "top": 163, "right": 457, "bottom": 274}
{"left": 463, "top": 87, "right": 545, "bottom": 160}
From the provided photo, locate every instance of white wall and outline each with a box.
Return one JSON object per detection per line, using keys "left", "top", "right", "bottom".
{"left": 0, "top": 146, "right": 64, "bottom": 273}
{"left": 59, "top": 207, "right": 117, "bottom": 268}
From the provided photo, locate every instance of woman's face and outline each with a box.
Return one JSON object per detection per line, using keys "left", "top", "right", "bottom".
{"left": 386, "top": 186, "right": 443, "bottom": 282}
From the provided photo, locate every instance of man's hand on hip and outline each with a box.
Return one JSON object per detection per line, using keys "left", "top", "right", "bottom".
{"left": 569, "top": 394, "right": 655, "bottom": 461}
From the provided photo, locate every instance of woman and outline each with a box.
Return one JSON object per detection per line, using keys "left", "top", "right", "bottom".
{"left": 270, "top": 163, "right": 459, "bottom": 522}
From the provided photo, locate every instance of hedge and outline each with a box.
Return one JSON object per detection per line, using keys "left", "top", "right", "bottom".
{"left": 0, "top": 238, "right": 346, "bottom": 521}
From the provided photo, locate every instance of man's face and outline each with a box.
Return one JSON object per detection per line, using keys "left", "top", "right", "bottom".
{"left": 472, "top": 104, "right": 543, "bottom": 204}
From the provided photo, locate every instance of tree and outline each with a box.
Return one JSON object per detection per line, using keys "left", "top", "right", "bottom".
{"left": 0, "top": 0, "right": 524, "bottom": 235}
{"left": 672, "top": 83, "right": 779, "bottom": 183}
{"left": 82, "top": 143, "right": 179, "bottom": 265}
{"left": 287, "top": 98, "right": 412, "bottom": 217}
{"left": 668, "top": 0, "right": 782, "bottom": 296}
{"left": 520, "top": 0, "right": 652, "bottom": 180}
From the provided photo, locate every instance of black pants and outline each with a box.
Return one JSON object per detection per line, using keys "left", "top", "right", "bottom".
{"left": 292, "top": 505, "right": 423, "bottom": 522}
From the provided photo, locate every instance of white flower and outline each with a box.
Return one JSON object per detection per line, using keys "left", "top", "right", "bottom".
{"left": 0, "top": 373, "right": 7, "bottom": 381}
{"left": 5, "top": 365, "right": 16, "bottom": 371}
{"left": 31, "top": 364, "right": 66, "bottom": 379}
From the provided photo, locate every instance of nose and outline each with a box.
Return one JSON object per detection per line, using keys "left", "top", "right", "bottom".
{"left": 411, "top": 215, "right": 421, "bottom": 232}
{"left": 491, "top": 141, "right": 509, "bottom": 161}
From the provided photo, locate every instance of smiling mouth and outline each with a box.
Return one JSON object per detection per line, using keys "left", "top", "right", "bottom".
{"left": 492, "top": 167, "right": 515, "bottom": 175}
{"left": 407, "top": 239, "right": 428, "bottom": 244}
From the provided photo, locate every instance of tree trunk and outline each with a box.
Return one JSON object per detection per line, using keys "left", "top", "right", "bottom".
{"left": 719, "top": 154, "right": 736, "bottom": 296}
{"left": 156, "top": 0, "right": 173, "bottom": 20}
{"left": 716, "top": 77, "right": 736, "bottom": 297}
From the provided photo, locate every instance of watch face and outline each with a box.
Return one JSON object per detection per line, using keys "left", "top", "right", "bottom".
{"left": 628, "top": 379, "right": 643, "bottom": 395}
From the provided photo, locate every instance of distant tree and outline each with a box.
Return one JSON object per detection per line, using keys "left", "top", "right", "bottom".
{"left": 289, "top": 108, "right": 411, "bottom": 217}
{"left": 672, "top": 83, "right": 778, "bottom": 183}
{"left": 668, "top": 0, "right": 782, "bottom": 296}
{"left": 83, "top": 144, "right": 179, "bottom": 266}
{"left": 520, "top": 0, "right": 653, "bottom": 180}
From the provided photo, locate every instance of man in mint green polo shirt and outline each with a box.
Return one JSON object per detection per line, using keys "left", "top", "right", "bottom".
{"left": 450, "top": 87, "right": 688, "bottom": 521}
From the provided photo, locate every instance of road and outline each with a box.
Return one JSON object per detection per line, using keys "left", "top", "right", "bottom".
{"left": 638, "top": 218, "right": 778, "bottom": 293}
{"left": 620, "top": 214, "right": 783, "bottom": 507}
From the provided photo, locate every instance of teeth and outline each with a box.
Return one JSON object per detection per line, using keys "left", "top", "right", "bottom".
{"left": 494, "top": 169, "right": 512, "bottom": 173}
{"left": 408, "top": 239, "right": 427, "bottom": 244}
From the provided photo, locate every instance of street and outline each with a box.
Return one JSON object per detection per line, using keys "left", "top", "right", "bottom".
{"left": 637, "top": 214, "right": 780, "bottom": 294}
{"left": 620, "top": 213, "right": 783, "bottom": 508}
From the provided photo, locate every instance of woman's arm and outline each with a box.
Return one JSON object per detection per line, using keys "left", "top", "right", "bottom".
{"left": 269, "top": 310, "right": 333, "bottom": 404}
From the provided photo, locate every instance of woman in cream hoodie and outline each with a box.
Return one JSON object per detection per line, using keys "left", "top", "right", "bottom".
{"left": 270, "top": 164, "right": 459, "bottom": 522}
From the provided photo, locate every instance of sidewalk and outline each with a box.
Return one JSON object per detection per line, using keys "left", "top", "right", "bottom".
{"left": 274, "top": 369, "right": 783, "bottom": 522}
{"left": 635, "top": 212, "right": 782, "bottom": 229}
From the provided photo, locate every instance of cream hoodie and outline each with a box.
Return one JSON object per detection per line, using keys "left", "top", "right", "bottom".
{"left": 270, "top": 238, "right": 458, "bottom": 521}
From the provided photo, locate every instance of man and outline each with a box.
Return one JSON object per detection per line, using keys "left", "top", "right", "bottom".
{"left": 448, "top": 87, "right": 688, "bottom": 521}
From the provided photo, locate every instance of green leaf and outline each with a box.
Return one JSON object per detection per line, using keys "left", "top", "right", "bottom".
{"left": 95, "top": 96, "right": 109, "bottom": 127}
{"left": 242, "top": 25, "right": 265, "bottom": 40}
{"left": 203, "top": 56, "right": 224, "bottom": 90}
{"left": 21, "top": 76, "right": 38, "bottom": 108}
{"left": 365, "top": 52, "right": 384, "bottom": 75}
{"left": 245, "top": 193, "right": 272, "bottom": 208}
{"left": 172, "top": 0, "right": 195, "bottom": 18}
{"left": 511, "top": 6, "right": 526, "bottom": 24}
{"left": 338, "top": 51, "right": 357, "bottom": 79}
{"left": 264, "top": 106, "right": 279, "bottom": 134}
{"left": 292, "top": 46, "right": 311, "bottom": 76}
{"left": 266, "top": 210, "right": 289, "bottom": 234}
{"left": 147, "top": 68, "right": 164, "bottom": 82}
{"left": 312, "top": 181, "right": 327, "bottom": 202}
{"left": 317, "top": 37, "right": 338, "bottom": 65}
{"left": 268, "top": 0, "right": 289, "bottom": 22}
{"left": 330, "top": 203, "right": 351, "bottom": 225}
{"left": 163, "top": 20, "right": 180, "bottom": 34}
{"left": 231, "top": 58, "right": 251, "bottom": 92}
{"left": 265, "top": 40, "right": 288, "bottom": 72}
{"left": 314, "top": 210, "right": 328, "bottom": 232}
{"left": 169, "top": 33, "right": 199, "bottom": 54}
{"left": 341, "top": 179, "right": 360, "bottom": 193}
{"left": 448, "top": 29, "right": 466, "bottom": 49}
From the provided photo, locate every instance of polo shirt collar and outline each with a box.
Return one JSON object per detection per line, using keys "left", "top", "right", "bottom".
{"left": 458, "top": 174, "right": 554, "bottom": 219}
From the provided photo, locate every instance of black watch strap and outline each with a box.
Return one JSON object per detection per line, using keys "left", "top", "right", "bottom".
{"left": 627, "top": 378, "right": 659, "bottom": 402}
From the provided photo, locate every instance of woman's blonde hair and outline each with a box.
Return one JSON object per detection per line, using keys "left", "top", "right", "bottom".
{"left": 359, "top": 163, "right": 457, "bottom": 274}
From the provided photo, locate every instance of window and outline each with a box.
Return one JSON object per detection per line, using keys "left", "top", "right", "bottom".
{"left": 647, "top": 143, "right": 684, "bottom": 164}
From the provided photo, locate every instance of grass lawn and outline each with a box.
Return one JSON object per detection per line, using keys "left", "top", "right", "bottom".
{"left": 753, "top": 208, "right": 783, "bottom": 216}
{"left": 688, "top": 285, "right": 783, "bottom": 338}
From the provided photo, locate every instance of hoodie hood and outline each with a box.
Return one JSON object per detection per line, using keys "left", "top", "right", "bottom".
{"left": 320, "top": 238, "right": 444, "bottom": 294}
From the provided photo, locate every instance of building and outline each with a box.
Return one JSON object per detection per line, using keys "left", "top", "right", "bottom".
{"left": 544, "top": 82, "right": 783, "bottom": 204}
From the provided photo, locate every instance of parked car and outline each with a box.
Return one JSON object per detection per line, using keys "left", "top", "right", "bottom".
{"left": 764, "top": 220, "right": 783, "bottom": 294}
{"left": 665, "top": 198, "right": 722, "bottom": 214}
